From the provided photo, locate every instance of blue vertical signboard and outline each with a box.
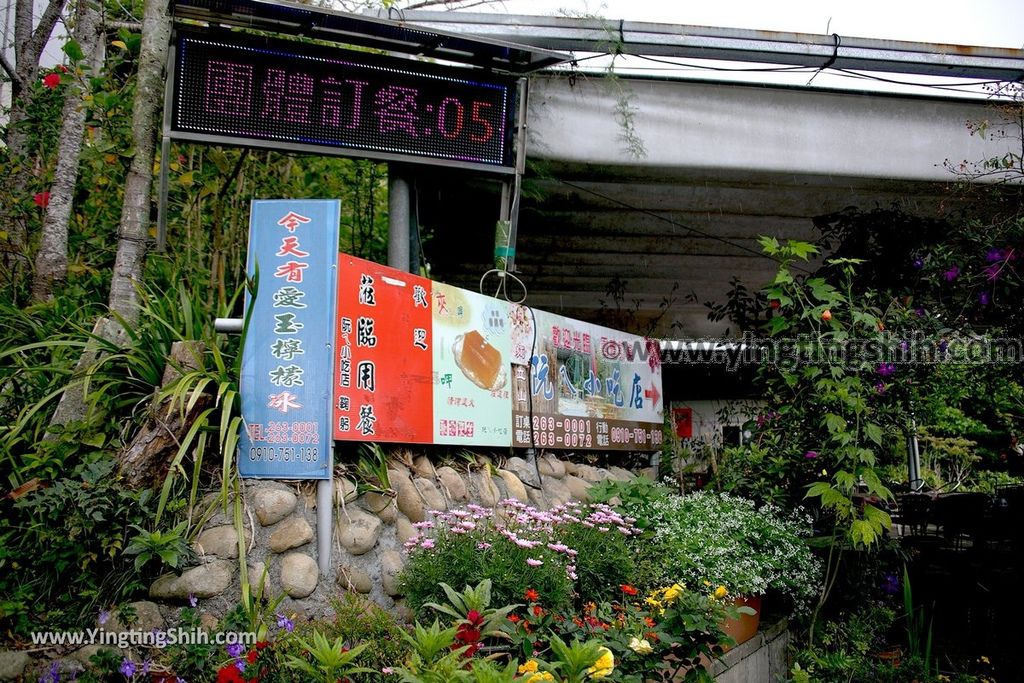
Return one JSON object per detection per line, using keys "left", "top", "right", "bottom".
{"left": 238, "top": 200, "right": 340, "bottom": 479}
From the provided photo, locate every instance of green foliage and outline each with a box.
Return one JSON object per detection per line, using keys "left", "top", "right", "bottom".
{"left": 283, "top": 631, "right": 374, "bottom": 683}
{"left": 2, "top": 459, "right": 151, "bottom": 631}
{"left": 400, "top": 501, "right": 638, "bottom": 617}
{"left": 124, "top": 521, "right": 192, "bottom": 572}
{"left": 626, "top": 491, "right": 822, "bottom": 614}
{"left": 423, "top": 579, "right": 517, "bottom": 637}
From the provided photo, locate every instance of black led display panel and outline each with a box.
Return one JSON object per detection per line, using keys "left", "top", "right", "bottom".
{"left": 172, "top": 31, "right": 516, "bottom": 170}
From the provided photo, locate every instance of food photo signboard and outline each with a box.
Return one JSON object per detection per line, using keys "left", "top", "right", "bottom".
{"left": 331, "top": 254, "right": 662, "bottom": 450}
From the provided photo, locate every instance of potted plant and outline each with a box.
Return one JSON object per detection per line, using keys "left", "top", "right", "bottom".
{"left": 635, "top": 491, "right": 822, "bottom": 644}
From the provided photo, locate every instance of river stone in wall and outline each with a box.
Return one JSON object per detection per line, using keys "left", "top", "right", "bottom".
{"left": 436, "top": 466, "right": 469, "bottom": 503}
{"left": 150, "top": 559, "right": 234, "bottom": 600}
{"left": 269, "top": 515, "right": 314, "bottom": 553}
{"left": 252, "top": 487, "right": 297, "bottom": 526}
{"left": 280, "top": 553, "right": 318, "bottom": 599}
{"left": 337, "top": 507, "right": 383, "bottom": 555}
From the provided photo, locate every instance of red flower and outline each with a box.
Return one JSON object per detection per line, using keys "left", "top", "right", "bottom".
{"left": 532, "top": 605, "right": 545, "bottom": 617}
{"left": 33, "top": 191, "right": 50, "bottom": 208}
{"left": 254, "top": 640, "right": 270, "bottom": 650}
{"left": 620, "top": 584, "right": 638, "bottom": 596}
{"left": 508, "top": 614, "right": 521, "bottom": 624}
{"left": 215, "top": 664, "right": 245, "bottom": 683}
{"left": 246, "top": 650, "right": 258, "bottom": 664}
{"left": 465, "top": 610, "right": 484, "bottom": 627}
{"left": 42, "top": 72, "right": 61, "bottom": 89}
{"left": 524, "top": 588, "right": 539, "bottom": 602}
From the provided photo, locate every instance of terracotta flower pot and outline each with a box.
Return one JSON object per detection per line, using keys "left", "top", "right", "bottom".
{"left": 719, "top": 595, "right": 761, "bottom": 648}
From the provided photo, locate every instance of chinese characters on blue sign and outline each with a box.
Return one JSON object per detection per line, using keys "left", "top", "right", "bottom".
{"left": 238, "top": 200, "right": 340, "bottom": 479}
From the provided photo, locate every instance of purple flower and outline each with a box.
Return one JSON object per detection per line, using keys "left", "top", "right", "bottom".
{"left": 914, "top": 307, "right": 926, "bottom": 317}
{"left": 939, "top": 340, "right": 949, "bottom": 353}
{"left": 188, "top": 593, "right": 197, "bottom": 608}
{"left": 119, "top": 659, "right": 136, "bottom": 678}
{"left": 40, "top": 661, "right": 60, "bottom": 683}
{"left": 912, "top": 257, "right": 924, "bottom": 269}
{"left": 984, "top": 263, "right": 1001, "bottom": 281}
{"left": 985, "top": 248, "right": 1004, "bottom": 262}
{"left": 899, "top": 340, "right": 910, "bottom": 353}
{"left": 875, "top": 382, "right": 887, "bottom": 395}
{"left": 943, "top": 265, "right": 960, "bottom": 282}
{"left": 98, "top": 609, "right": 110, "bottom": 626}
{"left": 804, "top": 451, "right": 818, "bottom": 459}
{"left": 979, "top": 291, "right": 991, "bottom": 305}
{"left": 226, "top": 642, "right": 244, "bottom": 658}
{"left": 235, "top": 660, "right": 246, "bottom": 672}
{"left": 881, "top": 573, "right": 900, "bottom": 595}
{"left": 276, "top": 613, "right": 295, "bottom": 633}
{"left": 877, "top": 362, "right": 896, "bottom": 377}
{"left": 142, "top": 660, "right": 151, "bottom": 676}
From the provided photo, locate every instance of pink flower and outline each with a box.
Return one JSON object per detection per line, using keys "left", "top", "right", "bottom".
{"left": 33, "top": 191, "right": 50, "bottom": 208}
{"left": 526, "top": 558, "right": 543, "bottom": 567}
{"left": 420, "top": 539, "right": 435, "bottom": 549}
{"left": 476, "top": 542, "right": 492, "bottom": 550}
{"left": 42, "top": 72, "right": 60, "bottom": 89}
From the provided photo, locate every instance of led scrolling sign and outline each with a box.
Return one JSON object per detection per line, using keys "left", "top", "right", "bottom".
{"left": 172, "top": 31, "right": 516, "bottom": 170}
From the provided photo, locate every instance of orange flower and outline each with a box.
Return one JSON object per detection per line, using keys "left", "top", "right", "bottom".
{"left": 508, "top": 614, "right": 521, "bottom": 624}
{"left": 524, "top": 588, "right": 540, "bottom": 602}
{"left": 620, "top": 584, "right": 638, "bottom": 596}
{"left": 644, "top": 617, "right": 656, "bottom": 628}
{"left": 532, "top": 605, "right": 545, "bottom": 617}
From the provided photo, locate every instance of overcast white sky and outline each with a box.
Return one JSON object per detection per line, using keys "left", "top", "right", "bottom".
{"left": 481, "top": 0, "right": 1024, "bottom": 48}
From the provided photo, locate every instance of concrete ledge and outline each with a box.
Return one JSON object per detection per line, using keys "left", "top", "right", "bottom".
{"left": 713, "top": 619, "right": 790, "bottom": 682}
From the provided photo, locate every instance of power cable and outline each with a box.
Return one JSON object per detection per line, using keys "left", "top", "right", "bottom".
{"left": 553, "top": 178, "right": 815, "bottom": 273}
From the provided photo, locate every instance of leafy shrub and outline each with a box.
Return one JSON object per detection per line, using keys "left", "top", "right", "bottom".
{"left": 631, "top": 491, "right": 822, "bottom": 614}
{"left": 2, "top": 459, "right": 152, "bottom": 632}
{"left": 400, "top": 499, "right": 639, "bottom": 616}
{"left": 265, "top": 593, "right": 409, "bottom": 682}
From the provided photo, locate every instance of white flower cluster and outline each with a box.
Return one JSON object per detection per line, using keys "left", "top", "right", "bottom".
{"left": 646, "top": 491, "right": 822, "bottom": 614}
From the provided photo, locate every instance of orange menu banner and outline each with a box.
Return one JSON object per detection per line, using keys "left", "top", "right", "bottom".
{"left": 333, "top": 255, "right": 434, "bottom": 443}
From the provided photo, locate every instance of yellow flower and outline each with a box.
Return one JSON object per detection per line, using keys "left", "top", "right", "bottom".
{"left": 714, "top": 585, "right": 728, "bottom": 600}
{"left": 518, "top": 660, "right": 539, "bottom": 674}
{"left": 629, "top": 637, "right": 654, "bottom": 655}
{"left": 588, "top": 646, "right": 615, "bottom": 679}
{"left": 526, "top": 673, "right": 555, "bottom": 683}
{"left": 662, "top": 583, "right": 684, "bottom": 603}
{"left": 980, "top": 655, "right": 991, "bottom": 665}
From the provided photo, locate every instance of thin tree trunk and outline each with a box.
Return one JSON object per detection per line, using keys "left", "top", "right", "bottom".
{"left": 106, "top": 0, "right": 170, "bottom": 327}
{"left": 1, "top": 0, "right": 67, "bottom": 281}
{"left": 30, "top": 0, "right": 102, "bottom": 303}
{"left": 47, "top": 0, "right": 169, "bottom": 436}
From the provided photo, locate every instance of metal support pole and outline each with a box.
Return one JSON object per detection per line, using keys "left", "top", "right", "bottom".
{"left": 908, "top": 416, "right": 922, "bottom": 492}
{"left": 316, "top": 462, "right": 332, "bottom": 576}
{"left": 388, "top": 165, "right": 411, "bottom": 273}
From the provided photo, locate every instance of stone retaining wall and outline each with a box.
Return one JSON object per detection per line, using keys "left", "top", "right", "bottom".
{"left": 148, "top": 454, "right": 643, "bottom": 625}
{"left": 0, "top": 455, "right": 646, "bottom": 680}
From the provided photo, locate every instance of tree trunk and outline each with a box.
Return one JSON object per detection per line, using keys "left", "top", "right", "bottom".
{"left": 30, "top": 0, "right": 102, "bottom": 303}
{"left": 118, "top": 341, "right": 210, "bottom": 489}
{"left": 0, "top": 0, "right": 67, "bottom": 281}
{"left": 106, "top": 0, "right": 170, "bottom": 328}
{"left": 47, "top": 0, "right": 169, "bottom": 436}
